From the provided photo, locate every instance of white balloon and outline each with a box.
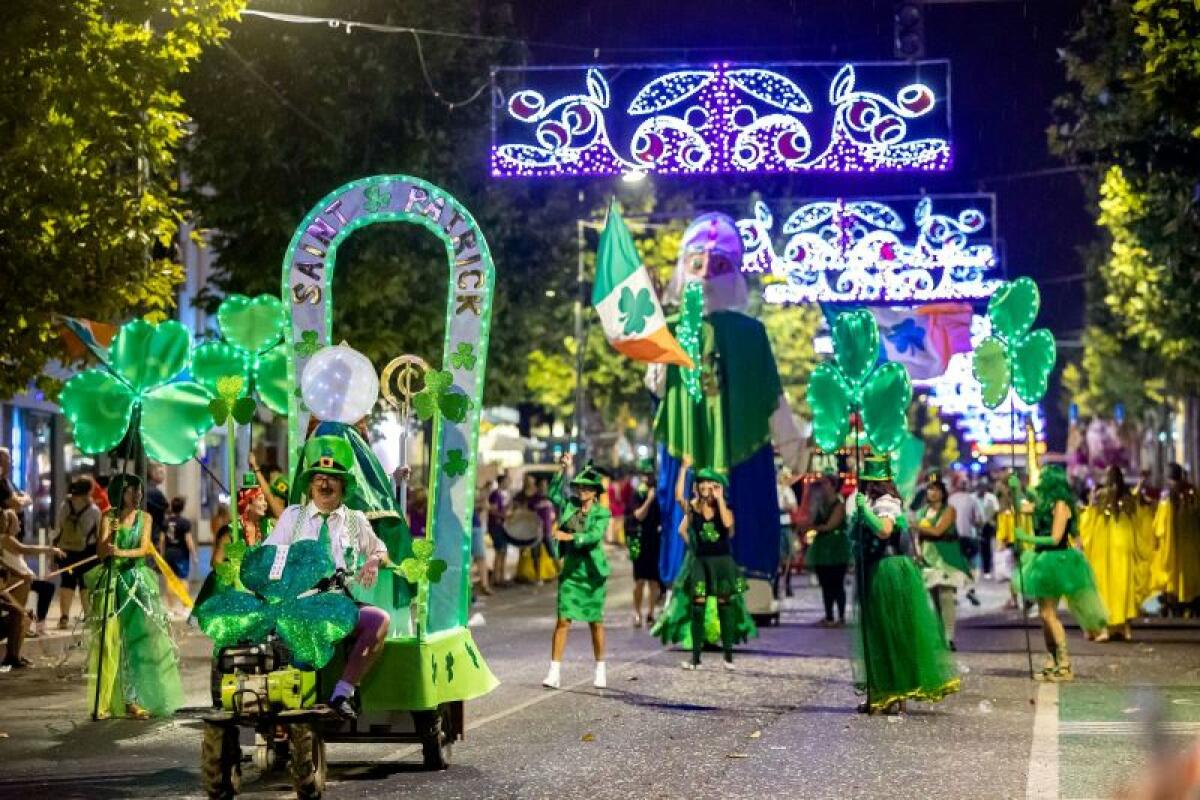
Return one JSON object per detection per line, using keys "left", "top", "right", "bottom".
{"left": 300, "top": 343, "right": 380, "bottom": 424}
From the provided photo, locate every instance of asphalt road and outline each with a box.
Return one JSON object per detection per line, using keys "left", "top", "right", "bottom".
{"left": 2, "top": 551, "right": 1199, "bottom": 800}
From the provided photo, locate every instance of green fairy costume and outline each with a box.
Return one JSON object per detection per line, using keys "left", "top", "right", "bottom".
{"left": 851, "top": 459, "right": 959, "bottom": 714}
{"left": 654, "top": 469, "right": 757, "bottom": 652}
{"left": 85, "top": 500, "right": 184, "bottom": 718}
{"left": 548, "top": 466, "right": 611, "bottom": 623}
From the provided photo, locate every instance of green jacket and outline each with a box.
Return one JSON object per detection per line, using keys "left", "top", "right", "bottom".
{"left": 548, "top": 472, "right": 611, "bottom": 578}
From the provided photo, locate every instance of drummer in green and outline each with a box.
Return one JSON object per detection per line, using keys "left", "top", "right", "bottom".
{"left": 542, "top": 453, "right": 611, "bottom": 691}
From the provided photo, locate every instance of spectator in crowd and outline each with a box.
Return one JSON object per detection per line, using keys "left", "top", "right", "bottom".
{"left": 976, "top": 479, "right": 1001, "bottom": 580}
{"left": 947, "top": 474, "right": 983, "bottom": 606}
{"left": 144, "top": 462, "right": 169, "bottom": 550}
{"left": 471, "top": 489, "right": 492, "bottom": 596}
{"left": 248, "top": 451, "right": 289, "bottom": 519}
{"left": 1, "top": 584, "right": 28, "bottom": 669}
{"left": 0, "top": 447, "right": 31, "bottom": 534}
{"left": 1, "top": 502, "right": 64, "bottom": 639}
{"left": 160, "top": 497, "right": 197, "bottom": 615}
{"left": 488, "top": 474, "right": 512, "bottom": 587}
{"left": 54, "top": 478, "right": 102, "bottom": 628}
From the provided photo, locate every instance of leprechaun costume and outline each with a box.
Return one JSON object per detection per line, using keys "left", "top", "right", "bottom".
{"left": 547, "top": 464, "right": 611, "bottom": 623}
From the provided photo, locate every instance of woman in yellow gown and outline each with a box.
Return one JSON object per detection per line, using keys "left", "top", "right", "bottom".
{"left": 1153, "top": 463, "right": 1200, "bottom": 614}
{"left": 1081, "top": 466, "right": 1154, "bottom": 641}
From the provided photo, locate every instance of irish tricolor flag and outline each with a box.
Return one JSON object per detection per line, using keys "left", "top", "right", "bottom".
{"left": 592, "top": 201, "right": 693, "bottom": 367}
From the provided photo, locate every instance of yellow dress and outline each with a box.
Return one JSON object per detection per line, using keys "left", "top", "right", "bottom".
{"left": 1080, "top": 496, "right": 1153, "bottom": 626}
{"left": 1153, "top": 489, "right": 1200, "bottom": 603}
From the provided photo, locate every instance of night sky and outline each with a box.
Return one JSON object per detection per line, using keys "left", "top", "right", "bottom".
{"left": 511, "top": 0, "right": 1092, "bottom": 449}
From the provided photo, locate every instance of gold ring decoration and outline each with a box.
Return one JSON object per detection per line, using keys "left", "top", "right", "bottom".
{"left": 380, "top": 355, "right": 431, "bottom": 417}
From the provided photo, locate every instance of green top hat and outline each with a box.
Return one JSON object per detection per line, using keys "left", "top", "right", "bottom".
{"left": 240, "top": 472, "right": 260, "bottom": 490}
{"left": 859, "top": 455, "right": 893, "bottom": 482}
{"left": 571, "top": 463, "right": 606, "bottom": 491}
{"left": 270, "top": 475, "right": 290, "bottom": 500}
{"left": 694, "top": 467, "right": 729, "bottom": 489}
{"left": 298, "top": 436, "right": 357, "bottom": 495}
{"left": 106, "top": 473, "right": 143, "bottom": 508}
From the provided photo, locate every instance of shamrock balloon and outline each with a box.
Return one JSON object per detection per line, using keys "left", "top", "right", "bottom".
{"left": 806, "top": 310, "right": 913, "bottom": 454}
{"left": 972, "top": 278, "right": 1057, "bottom": 409}
{"left": 60, "top": 319, "right": 214, "bottom": 464}
{"left": 191, "top": 294, "right": 290, "bottom": 415}
{"left": 195, "top": 539, "right": 358, "bottom": 669}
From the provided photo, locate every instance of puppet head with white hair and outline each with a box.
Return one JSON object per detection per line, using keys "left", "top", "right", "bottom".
{"left": 664, "top": 212, "right": 749, "bottom": 314}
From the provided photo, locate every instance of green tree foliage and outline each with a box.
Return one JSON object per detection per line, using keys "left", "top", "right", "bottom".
{"left": 759, "top": 303, "right": 822, "bottom": 415}
{"left": 1061, "top": 325, "right": 1165, "bottom": 419}
{"left": 1052, "top": 0, "right": 1200, "bottom": 401}
{"left": 0, "top": 0, "right": 242, "bottom": 399}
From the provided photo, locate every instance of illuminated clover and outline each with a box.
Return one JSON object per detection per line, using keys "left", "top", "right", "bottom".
{"left": 397, "top": 539, "right": 447, "bottom": 585}
{"left": 444, "top": 449, "right": 469, "bottom": 478}
{"left": 449, "top": 343, "right": 477, "bottom": 371}
{"left": 972, "top": 278, "right": 1056, "bottom": 409}
{"left": 209, "top": 376, "right": 257, "bottom": 425}
{"left": 192, "top": 294, "right": 290, "bottom": 415}
{"left": 412, "top": 369, "right": 471, "bottom": 423}
{"left": 195, "top": 539, "right": 358, "bottom": 669}
{"left": 618, "top": 286, "right": 656, "bottom": 336}
{"left": 295, "top": 330, "right": 322, "bottom": 357}
{"left": 806, "top": 309, "right": 912, "bottom": 454}
{"left": 59, "top": 319, "right": 213, "bottom": 465}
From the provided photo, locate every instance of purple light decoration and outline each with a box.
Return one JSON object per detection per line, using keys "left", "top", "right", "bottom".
{"left": 491, "top": 61, "right": 951, "bottom": 178}
{"left": 740, "top": 195, "right": 1000, "bottom": 305}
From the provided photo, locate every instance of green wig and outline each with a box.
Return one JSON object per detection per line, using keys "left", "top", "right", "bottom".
{"left": 1032, "top": 465, "right": 1077, "bottom": 539}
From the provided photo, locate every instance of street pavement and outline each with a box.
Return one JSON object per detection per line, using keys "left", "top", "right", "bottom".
{"left": 2, "top": 549, "right": 1199, "bottom": 800}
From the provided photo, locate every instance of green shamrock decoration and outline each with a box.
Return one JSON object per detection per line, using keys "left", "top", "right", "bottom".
{"left": 699, "top": 521, "right": 720, "bottom": 543}
{"left": 412, "top": 369, "right": 472, "bottom": 423}
{"left": 194, "top": 539, "right": 358, "bottom": 669}
{"left": 431, "top": 654, "right": 438, "bottom": 684}
{"left": 627, "top": 534, "right": 642, "bottom": 560}
{"left": 806, "top": 309, "right": 913, "bottom": 455}
{"left": 445, "top": 653, "right": 455, "bottom": 682}
{"left": 192, "top": 294, "right": 290, "bottom": 415}
{"left": 209, "top": 375, "right": 258, "bottom": 425}
{"left": 618, "top": 286, "right": 656, "bottom": 336}
{"left": 59, "top": 319, "right": 214, "bottom": 465}
{"left": 449, "top": 342, "right": 477, "bottom": 371}
{"left": 363, "top": 183, "right": 391, "bottom": 213}
{"left": 397, "top": 538, "right": 448, "bottom": 585}
{"left": 464, "top": 642, "right": 480, "bottom": 669}
{"left": 972, "top": 277, "right": 1057, "bottom": 409}
{"left": 295, "top": 330, "right": 322, "bottom": 358}
{"left": 444, "top": 449, "right": 469, "bottom": 478}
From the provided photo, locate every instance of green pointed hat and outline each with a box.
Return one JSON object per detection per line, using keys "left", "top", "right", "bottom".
{"left": 694, "top": 467, "right": 729, "bottom": 489}
{"left": 298, "top": 435, "right": 357, "bottom": 494}
{"left": 859, "top": 455, "right": 892, "bottom": 482}
{"left": 571, "top": 463, "right": 606, "bottom": 491}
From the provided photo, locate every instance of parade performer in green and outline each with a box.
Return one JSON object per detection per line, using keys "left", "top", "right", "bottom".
{"left": 647, "top": 212, "right": 804, "bottom": 594}
{"left": 86, "top": 474, "right": 184, "bottom": 719}
{"left": 542, "top": 454, "right": 611, "bottom": 691}
{"left": 1012, "top": 465, "right": 1107, "bottom": 681}
{"left": 851, "top": 457, "right": 960, "bottom": 715}
{"left": 916, "top": 473, "right": 973, "bottom": 650}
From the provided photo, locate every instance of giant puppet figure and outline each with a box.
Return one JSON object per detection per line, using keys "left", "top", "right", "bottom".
{"left": 647, "top": 212, "right": 804, "bottom": 586}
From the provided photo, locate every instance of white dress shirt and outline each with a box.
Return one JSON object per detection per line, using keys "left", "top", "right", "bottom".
{"left": 264, "top": 502, "right": 387, "bottom": 580}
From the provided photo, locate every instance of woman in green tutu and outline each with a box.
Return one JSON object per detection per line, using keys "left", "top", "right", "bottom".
{"left": 1012, "top": 465, "right": 1107, "bottom": 681}
{"left": 852, "top": 456, "right": 960, "bottom": 715}
{"left": 85, "top": 474, "right": 184, "bottom": 719}
{"left": 542, "top": 454, "right": 611, "bottom": 690}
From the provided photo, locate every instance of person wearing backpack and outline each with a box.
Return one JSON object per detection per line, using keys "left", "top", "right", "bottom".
{"left": 54, "top": 478, "right": 102, "bottom": 629}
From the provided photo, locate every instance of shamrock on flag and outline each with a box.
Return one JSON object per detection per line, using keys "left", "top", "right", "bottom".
{"left": 592, "top": 200, "right": 693, "bottom": 367}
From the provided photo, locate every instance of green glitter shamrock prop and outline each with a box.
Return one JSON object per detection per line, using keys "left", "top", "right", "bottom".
{"left": 449, "top": 343, "right": 477, "bottom": 371}
{"left": 412, "top": 369, "right": 471, "bottom": 423}
{"left": 396, "top": 539, "right": 448, "bottom": 585}
{"left": 59, "top": 319, "right": 214, "bottom": 465}
{"left": 295, "top": 330, "right": 322, "bottom": 358}
{"left": 972, "top": 277, "right": 1057, "bottom": 409}
{"left": 194, "top": 539, "right": 359, "bottom": 669}
{"left": 209, "top": 376, "right": 257, "bottom": 425}
{"left": 191, "top": 294, "right": 290, "bottom": 415}
{"left": 444, "top": 449, "right": 469, "bottom": 478}
{"left": 806, "top": 309, "right": 913, "bottom": 454}
{"left": 618, "top": 286, "right": 656, "bottom": 336}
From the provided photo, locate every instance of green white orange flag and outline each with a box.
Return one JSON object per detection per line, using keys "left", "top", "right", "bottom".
{"left": 592, "top": 201, "right": 693, "bottom": 367}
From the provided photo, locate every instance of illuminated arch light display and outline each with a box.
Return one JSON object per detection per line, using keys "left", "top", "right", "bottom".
{"left": 915, "top": 315, "right": 1046, "bottom": 452}
{"left": 491, "top": 61, "right": 951, "bottom": 177}
{"left": 741, "top": 195, "right": 1001, "bottom": 305}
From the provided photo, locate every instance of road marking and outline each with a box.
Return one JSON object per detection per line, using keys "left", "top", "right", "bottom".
{"left": 1060, "top": 720, "right": 1200, "bottom": 735}
{"left": 1026, "top": 681, "right": 1059, "bottom": 800}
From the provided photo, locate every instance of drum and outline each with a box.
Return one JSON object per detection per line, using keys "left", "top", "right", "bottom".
{"left": 504, "top": 508, "right": 542, "bottom": 549}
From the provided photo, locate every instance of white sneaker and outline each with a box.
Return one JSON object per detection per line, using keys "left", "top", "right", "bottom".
{"left": 467, "top": 612, "right": 486, "bottom": 627}
{"left": 722, "top": 660, "right": 736, "bottom": 672}
{"left": 680, "top": 661, "right": 698, "bottom": 671}
{"left": 593, "top": 661, "right": 607, "bottom": 689}
{"left": 542, "top": 663, "right": 561, "bottom": 689}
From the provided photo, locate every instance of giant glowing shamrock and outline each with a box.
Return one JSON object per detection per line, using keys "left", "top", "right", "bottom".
{"left": 412, "top": 369, "right": 471, "bottom": 423}
{"left": 194, "top": 539, "right": 358, "bottom": 669}
{"left": 806, "top": 309, "right": 912, "bottom": 454}
{"left": 972, "top": 277, "right": 1057, "bottom": 409}
{"left": 191, "top": 294, "right": 290, "bottom": 415}
{"left": 59, "top": 319, "right": 214, "bottom": 464}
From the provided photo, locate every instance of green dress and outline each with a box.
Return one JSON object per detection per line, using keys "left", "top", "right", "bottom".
{"left": 805, "top": 499, "right": 851, "bottom": 568}
{"left": 549, "top": 474, "right": 610, "bottom": 623}
{"left": 84, "top": 514, "right": 184, "bottom": 718}
{"left": 918, "top": 507, "right": 973, "bottom": 590}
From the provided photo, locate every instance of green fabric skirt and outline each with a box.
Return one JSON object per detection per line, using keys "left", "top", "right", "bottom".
{"left": 853, "top": 555, "right": 960, "bottom": 713}
{"left": 806, "top": 529, "right": 851, "bottom": 567}
{"left": 1017, "top": 548, "right": 1108, "bottom": 634}
{"left": 557, "top": 559, "right": 607, "bottom": 623}
{"left": 653, "top": 551, "right": 757, "bottom": 647}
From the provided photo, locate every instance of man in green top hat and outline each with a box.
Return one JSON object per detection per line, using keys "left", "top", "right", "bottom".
{"left": 263, "top": 435, "right": 389, "bottom": 718}
{"left": 542, "top": 453, "right": 611, "bottom": 690}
